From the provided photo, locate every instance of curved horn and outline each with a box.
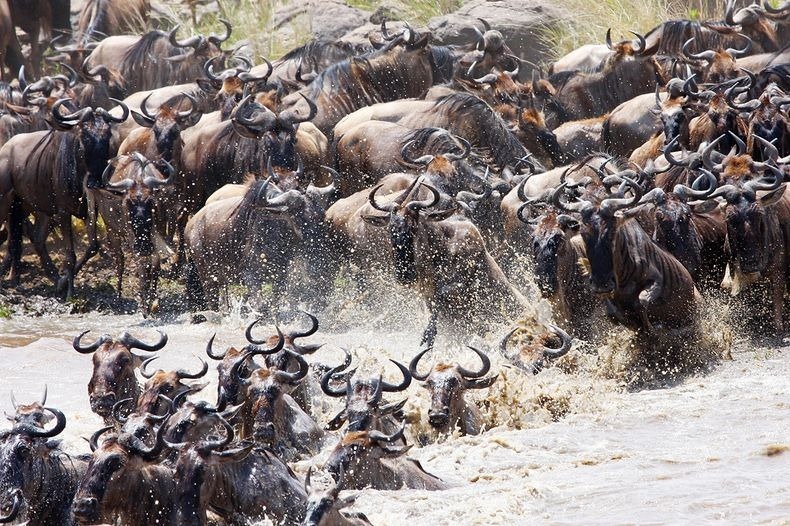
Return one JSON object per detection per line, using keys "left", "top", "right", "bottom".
{"left": 408, "top": 347, "right": 432, "bottom": 381}
{"left": 368, "top": 184, "right": 397, "bottom": 213}
{"left": 0, "top": 489, "right": 21, "bottom": 523}
{"left": 725, "top": 34, "right": 752, "bottom": 58}
{"left": 13, "top": 406, "right": 66, "bottom": 438}
{"left": 118, "top": 330, "right": 168, "bottom": 352}
{"left": 406, "top": 183, "right": 441, "bottom": 212}
{"left": 673, "top": 168, "right": 718, "bottom": 200}
{"left": 288, "top": 310, "right": 319, "bottom": 340}
{"left": 630, "top": 31, "right": 646, "bottom": 54}
{"left": 126, "top": 415, "right": 168, "bottom": 461}
{"left": 139, "top": 356, "right": 160, "bottom": 379}
{"left": 445, "top": 136, "right": 471, "bottom": 161}
{"left": 111, "top": 397, "right": 134, "bottom": 424}
{"left": 541, "top": 324, "right": 573, "bottom": 359}
{"left": 199, "top": 415, "right": 235, "bottom": 454}
{"left": 169, "top": 25, "right": 203, "bottom": 49}
{"left": 380, "top": 360, "right": 411, "bottom": 392}
{"left": 208, "top": 19, "right": 233, "bottom": 46}
{"left": 682, "top": 38, "right": 716, "bottom": 62}
{"left": 605, "top": 28, "right": 613, "bottom": 50}
{"left": 73, "top": 330, "right": 109, "bottom": 354}
{"left": 552, "top": 182, "right": 593, "bottom": 214}
{"left": 320, "top": 349, "right": 353, "bottom": 397}
{"left": 101, "top": 98, "right": 130, "bottom": 123}
{"left": 205, "top": 334, "right": 227, "bottom": 360}
{"left": 701, "top": 135, "right": 727, "bottom": 171}
{"left": 457, "top": 346, "right": 491, "bottom": 379}
{"left": 89, "top": 425, "right": 113, "bottom": 452}
{"left": 176, "top": 356, "right": 209, "bottom": 379}
{"left": 290, "top": 94, "right": 318, "bottom": 124}
{"left": 599, "top": 174, "right": 643, "bottom": 216}
{"left": 274, "top": 350, "right": 309, "bottom": 384}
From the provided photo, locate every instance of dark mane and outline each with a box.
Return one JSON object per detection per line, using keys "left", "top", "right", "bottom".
{"left": 431, "top": 93, "right": 528, "bottom": 168}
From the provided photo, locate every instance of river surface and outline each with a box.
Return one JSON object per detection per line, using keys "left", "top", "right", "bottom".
{"left": 1, "top": 306, "right": 788, "bottom": 525}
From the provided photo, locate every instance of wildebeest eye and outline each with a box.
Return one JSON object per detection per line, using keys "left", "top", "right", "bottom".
{"left": 15, "top": 441, "right": 31, "bottom": 456}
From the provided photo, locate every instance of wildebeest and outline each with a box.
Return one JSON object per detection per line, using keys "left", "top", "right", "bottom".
{"left": 166, "top": 415, "right": 307, "bottom": 526}
{"left": 324, "top": 423, "right": 446, "bottom": 491}
{"left": 320, "top": 350, "right": 412, "bottom": 434}
{"left": 0, "top": 98, "right": 128, "bottom": 298}
{"left": 94, "top": 153, "right": 175, "bottom": 315}
{"left": 409, "top": 346, "right": 497, "bottom": 435}
{"left": 0, "top": 404, "right": 85, "bottom": 526}
{"left": 229, "top": 347, "right": 324, "bottom": 458}
{"left": 302, "top": 468, "right": 373, "bottom": 526}
{"left": 327, "top": 180, "right": 526, "bottom": 346}
{"left": 704, "top": 170, "right": 789, "bottom": 332}
{"left": 72, "top": 421, "right": 174, "bottom": 526}
{"left": 499, "top": 324, "right": 573, "bottom": 374}
{"left": 85, "top": 21, "right": 231, "bottom": 94}
{"left": 554, "top": 176, "right": 702, "bottom": 353}
{"left": 71, "top": 329, "right": 167, "bottom": 423}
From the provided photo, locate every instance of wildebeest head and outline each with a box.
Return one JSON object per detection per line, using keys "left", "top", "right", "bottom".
{"left": 72, "top": 330, "right": 168, "bottom": 421}
{"left": 80, "top": 60, "right": 127, "bottom": 101}
{"left": 205, "top": 323, "right": 285, "bottom": 408}
{"left": 167, "top": 20, "right": 233, "bottom": 66}
{"left": 706, "top": 170, "right": 786, "bottom": 275}
{"left": 499, "top": 324, "right": 573, "bottom": 374}
{"left": 231, "top": 347, "right": 309, "bottom": 443}
{"left": 602, "top": 28, "right": 649, "bottom": 70}
{"left": 5, "top": 387, "right": 51, "bottom": 429}
{"left": 303, "top": 467, "right": 371, "bottom": 526}
{"left": 0, "top": 405, "right": 66, "bottom": 522}
{"left": 362, "top": 180, "right": 456, "bottom": 285}
{"left": 199, "top": 55, "right": 273, "bottom": 120}
{"left": 523, "top": 210, "right": 581, "bottom": 297}
{"left": 100, "top": 153, "right": 176, "bottom": 256}
{"left": 134, "top": 355, "right": 209, "bottom": 416}
{"left": 131, "top": 92, "right": 202, "bottom": 159}
{"left": 324, "top": 424, "right": 410, "bottom": 489}
{"left": 162, "top": 388, "right": 243, "bottom": 446}
{"left": 321, "top": 349, "right": 411, "bottom": 432}
{"left": 682, "top": 35, "right": 752, "bottom": 84}
{"left": 635, "top": 168, "right": 718, "bottom": 278}
{"left": 554, "top": 172, "right": 643, "bottom": 295}
{"left": 245, "top": 310, "right": 324, "bottom": 372}
{"left": 73, "top": 421, "right": 168, "bottom": 524}
{"left": 50, "top": 97, "right": 130, "bottom": 189}
{"left": 409, "top": 346, "right": 497, "bottom": 431}
{"left": 232, "top": 92, "right": 317, "bottom": 166}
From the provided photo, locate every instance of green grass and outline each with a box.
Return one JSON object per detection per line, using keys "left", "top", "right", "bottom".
{"left": 0, "top": 304, "right": 11, "bottom": 319}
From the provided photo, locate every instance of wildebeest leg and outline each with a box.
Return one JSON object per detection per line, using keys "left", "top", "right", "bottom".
{"left": 57, "top": 213, "right": 77, "bottom": 299}
{"left": 638, "top": 278, "right": 664, "bottom": 332}
{"left": 107, "top": 230, "right": 124, "bottom": 298}
{"left": 771, "top": 277, "right": 785, "bottom": 333}
{"left": 74, "top": 198, "right": 101, "bottom": 276}
{"left": 421, "top": 309, "right": 439, "bottom": 348}
{"left": 186, "top": 258, "right": 208, "bottom": 311}
{"left": 5, "top": 196, "right": 24, "bottom": 283}
{"left": 30, "top": 214, "right": 58, "bottom": 281}
{"left": 138, "top": 255, "right": 160, "bottom": 317}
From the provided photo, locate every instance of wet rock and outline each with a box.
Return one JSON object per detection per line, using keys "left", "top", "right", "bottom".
{"left": 428, "top": 0, "right": 568, "bottom": 73}
{"left": 271, "top": 0, "right": 371, "bottom": 51}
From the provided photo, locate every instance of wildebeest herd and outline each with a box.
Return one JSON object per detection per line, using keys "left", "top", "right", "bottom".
{"left": 0, "top": 0, "right": 789, "bottom": 524}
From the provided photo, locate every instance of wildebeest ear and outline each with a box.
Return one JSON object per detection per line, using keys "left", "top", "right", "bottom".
{"left": 759, "top": 185, "right": 786, "bottom": 207}
{"left": 690, "top": 200, "right": 717, "bottom": 214}
{"left": 361, "top": 213, "right": 389, "bottom": 227}
{"left": 411, "top": 33, "right": 430, "bottom": 49}
{"left": 557, "top": 214, "right": 580, "bottom": 232}
{"left": 131, "top": 110, "right": 155, "bottom": 128}
{"left": 422, "top": 207, "right": 456, "bottom": 222}
{"left": 98, "top": 187, "right": 126, "bottom": 197}
{"left": 195, "top": 78, "right": 217, "bottom": 94}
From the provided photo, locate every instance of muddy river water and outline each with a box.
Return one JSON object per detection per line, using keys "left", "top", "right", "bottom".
{"left": 1, "top": 304, "right": 788, "bottom": 525}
